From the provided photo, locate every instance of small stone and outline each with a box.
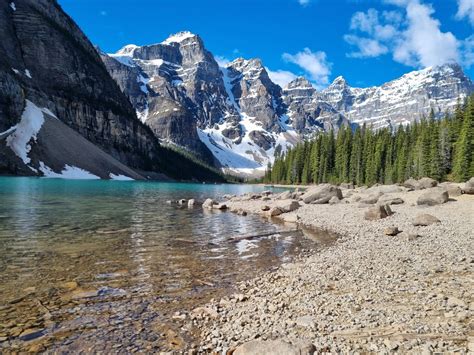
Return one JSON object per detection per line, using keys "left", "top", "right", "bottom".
{"left": 384, "top": 227, "right": 400, "bottom": 236}
{"left": 261, "top": 205, "right": 270, "bottom": 211}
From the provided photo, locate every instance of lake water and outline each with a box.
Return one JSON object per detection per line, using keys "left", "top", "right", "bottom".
{"left": 0, "top": 177, "right": 334, "bottom": 352}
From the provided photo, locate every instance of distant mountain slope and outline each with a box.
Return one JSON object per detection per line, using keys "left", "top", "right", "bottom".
{"left": 103, "top": 31, "right": 474, "bottom": 176}
{"left": 0, "top": 2, "right": 222, "bottom": 181}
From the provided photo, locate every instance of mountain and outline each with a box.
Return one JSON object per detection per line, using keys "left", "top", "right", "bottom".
{"left": 103, "top": 32, "right": 474, "bottom": 177}
{"left": 0, "top": 2, "right": 222, "bottom": 181}
{"left": 320, "top": 64, "right": 474, "bottom": 129}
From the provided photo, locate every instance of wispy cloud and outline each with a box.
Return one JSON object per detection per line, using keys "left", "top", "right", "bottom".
{"left": 282, "top": 48, "right": 332, "bottom": 88}
{"left": 456, "top": 0, "right": 474, "bottom": 26}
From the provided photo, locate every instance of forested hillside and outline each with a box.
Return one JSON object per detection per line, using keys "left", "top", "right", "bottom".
{"left": 264, "top": 95, "right": 474, "bottom": 185}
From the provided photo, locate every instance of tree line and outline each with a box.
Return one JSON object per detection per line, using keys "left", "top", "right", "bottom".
{"left": 264, "top": 94, "right": 474, "bottom": 186}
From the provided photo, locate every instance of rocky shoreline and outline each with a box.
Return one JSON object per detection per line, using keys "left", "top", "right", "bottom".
{"left": 193, "top": 178, "right": 474, "bottom": 354}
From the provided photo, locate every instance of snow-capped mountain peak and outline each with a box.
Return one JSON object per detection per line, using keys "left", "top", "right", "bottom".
{"left": 161, "top": 31, "right": 198, "bottom": 45}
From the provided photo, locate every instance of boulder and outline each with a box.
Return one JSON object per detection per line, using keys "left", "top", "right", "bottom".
{"left": 177, "top": 199, "right": 187, "bottom": 205}
{"left": 378, "top": 196, "right": 404, "bottom": 205}
{"left": 268, "top": 207, "right": 284, "bottom": 217}
{"left": 463, "top": 177, "right": 474, "bottom": 194}
{"left": 359, "top": 191, "right": 383, "bottom": 204}
{"left": 384, "top": 227, "right": 400, "bottom": 236}
{"left": 328, "top": 196, "right": 340, "bottom": 205}
{"left": 413, "top": 214, "right": 441, "bottom": 226}
{"left": 364, "top": 205, "right": 392, "bottom": 220}
{"left": 187, "top": 199, "right": 196, "bottom": 207}
{"left": 300, "top": 185, "right": 342, "bottom": 204}
{"left": 447, "top": 186, "right": 462, "bottom": 197}
{"left": 275, "top": 200, "right": 300, "bottom": 212}
{"left": 237, "top": 209, "right": 247, "bottom": 216}
{"left": 277, "top": 191, "right": 292, "bottom": 200}
{"left": 404, "top": 178, "right": 420, "bottom": 190}
{"left": 212, "top": 203, "right": 228, "bottom": 210}
{"left": 233, "top": 339, "right": 315, "bottom": 355}
{"left": 418, "top": 177, "right": 438, "bottom": 189}
{"left": 202, "top": 198, "right": 216, "bottom": 209}
{"left": 416, "top": 188, "right": 449, "bottom": 206}
{"left": 367, "top": 184, "right": 402, "bottom": 194}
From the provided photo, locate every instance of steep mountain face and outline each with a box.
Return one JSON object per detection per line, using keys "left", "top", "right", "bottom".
{"left": 0, "top": 1, "right": 221, "bottom": 181}
{"left": 321, "top": 64, "right": 474, "bottom": 129}
{"left": 0, "top": 0, "right": 161, "bottom": 177}
{"left": 102, "top": 32, "right": 474, "bottom": 176}
{"left": 282, "top": 76, "right": 348, "bottom": 136}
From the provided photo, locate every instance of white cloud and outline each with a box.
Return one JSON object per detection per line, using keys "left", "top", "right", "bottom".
{"left": 345, "top": 1, "right": 466, "bottom": 68}
{"left": 456, "top": 0, "right": 474, "bottom": 25}
{"left": 266, "top": 68, "right": 297, "bottom": 88}
{"left": 393, "top": 1, "right": 459, "bottom": 67}
{"left": 344, "top": 35, "right": 389, "bottom": 58}
{"left": 282, "top": 48, "right": 332, "bottom": 87}
{"left": 298, "top": 0, "right": 310, "bottom": 5}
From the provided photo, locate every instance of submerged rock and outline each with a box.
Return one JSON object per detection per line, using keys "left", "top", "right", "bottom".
{"left": 202, "top": 198, "right": 216, "bottom": 209}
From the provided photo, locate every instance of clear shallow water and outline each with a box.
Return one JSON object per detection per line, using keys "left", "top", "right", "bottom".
{"left": 0, "top": 177, "right": 331, "bottom": 352}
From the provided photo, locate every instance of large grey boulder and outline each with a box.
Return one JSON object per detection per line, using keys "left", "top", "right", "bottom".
{"left": 439, "top": 182, "right": 462, "bottom": 197}
{"left": 413, "top": 214, "right": 441, "bottom": 226}
{"left": 416, "top": 188, "right": 449, "bottom": 206}
{"left": 463, "top": 177, "right": 474, "bottom": 194}
{"left": 233, "top": 339, "right": 315, "bottom": 355}
{"left": 418, "top": 177, "right": 438, "bottom": 189}
{"left": 301, "top": 185, "right": 343, "bottom": 204}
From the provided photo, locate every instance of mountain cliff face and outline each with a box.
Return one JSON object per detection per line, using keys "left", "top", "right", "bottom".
{"left": 0, "top": 2, "right": 222, "bottom": 181}
{"left": 102, "top": 32, "right": 474, "bottom": 176}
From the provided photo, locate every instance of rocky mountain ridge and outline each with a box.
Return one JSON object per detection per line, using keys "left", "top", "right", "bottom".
{"left": 102, "top": 31, "right": 474, "bottom": 176}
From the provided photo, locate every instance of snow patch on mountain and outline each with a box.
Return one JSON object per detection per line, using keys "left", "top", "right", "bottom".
{"left": 6, "top": 100, "right": 46, "bottom": 164}
{"left": 39, "top": 162, "right": 100, "bottom": 179}
{"left": 109, "top": 173, "right": 134, "bottom": 181}
{"left": 161, "top": 31, "right": 196, "bottom": 45}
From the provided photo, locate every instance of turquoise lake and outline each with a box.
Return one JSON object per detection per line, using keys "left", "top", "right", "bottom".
{"left": 0, "top": 177, "right": 331, "bottom": 352}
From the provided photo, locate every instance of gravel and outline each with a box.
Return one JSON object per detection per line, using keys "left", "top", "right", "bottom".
{"left": 195, "top": 185, "right": 474, "bottom": 353}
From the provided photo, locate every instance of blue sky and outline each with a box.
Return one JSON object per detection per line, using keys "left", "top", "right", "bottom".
{"left": 59, "top": 0, "right": 474, "bottom": 88}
